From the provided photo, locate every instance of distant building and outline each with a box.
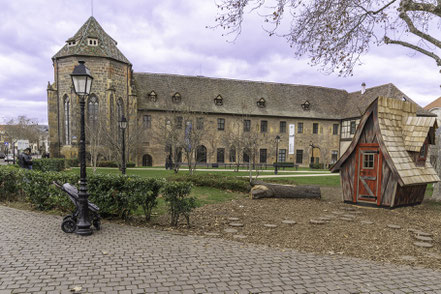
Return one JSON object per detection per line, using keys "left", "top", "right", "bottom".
{"left": 47, "top": 17, "right": 435, "bottom": 167}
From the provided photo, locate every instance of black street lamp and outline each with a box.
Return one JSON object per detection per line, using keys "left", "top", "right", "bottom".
{"left": 274, "top": 135, "right": 281, "bottom": 175}
{"left": 309, "top": 141, "right": 320, "bottom": 167}
{"left": 118, "top": 115, "right": 127, "bottom": 175}
{"left": 70, "top": 60, "right": 94, "bottom": 236}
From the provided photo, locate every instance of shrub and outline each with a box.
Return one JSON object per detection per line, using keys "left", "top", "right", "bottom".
{"left": 0, "top": 166, "right": 165, "bottom": 221}
{"left": 65, "top": 158, "right": 79, "bottom": 168}
{"left": 0, "top": 166, "right": 22, "bottom": 202}
{"left": 127, "top": 162, "right": 136, "bottom": 168}
{"left": 33, "top": 158, "right": 65, "bottom": 172}
{"left": 162, "top": 181, "right": 195, "bottom": 226}
{"left": 172, "top": 174, "right": 250, "bottom": 193}
{"left": 97, "top": 161, "right": 118, "bottom": 167}
{"left": 19, "top": 170, "right": 78, "bottom": 211}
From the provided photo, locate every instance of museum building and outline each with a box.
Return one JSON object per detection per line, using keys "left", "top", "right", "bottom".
{"left": 47, "top": 17, "right": 434, "bottom": 167}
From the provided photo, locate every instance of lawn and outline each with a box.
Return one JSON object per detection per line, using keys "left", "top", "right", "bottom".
{"left": 66, "top": 167, "right": 331, "bottom": 178}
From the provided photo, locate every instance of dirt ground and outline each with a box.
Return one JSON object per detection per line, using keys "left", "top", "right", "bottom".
{"left": 147, "top": 187, "right": 441, "bottom": 270}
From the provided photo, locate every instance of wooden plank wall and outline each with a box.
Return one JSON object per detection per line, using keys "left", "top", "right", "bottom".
{"left": 380, "top": 159, "right": 396, "bottom": 206}
{"left": 393, "top": 184, "right": 427, "bottom": 207}
{"left": 341, "top": 114, "right": 377, "bottom": 202}
{"left": 341, "top": 153, "right": 356, "bottom": 201}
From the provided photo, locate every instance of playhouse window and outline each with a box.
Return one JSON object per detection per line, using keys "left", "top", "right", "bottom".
{"left": 363, "top": 154, "right": 374, "bottom": 169}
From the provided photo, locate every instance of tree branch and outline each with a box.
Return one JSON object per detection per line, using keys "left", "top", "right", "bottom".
{"left": 384, "top": 36, "right": 441, "bottom": 66}
{"left": 399, "top": 10, "right": 441, "bottom": 49}
{"left": 400, "top": 0, "right": 441, "bottom": 17}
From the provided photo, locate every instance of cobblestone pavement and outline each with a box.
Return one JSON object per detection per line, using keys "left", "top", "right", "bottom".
{"left": 1, "top": 205, "right": 441, "bottom": 294}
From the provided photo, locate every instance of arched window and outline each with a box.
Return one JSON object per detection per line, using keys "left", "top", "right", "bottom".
{"left": 88, "top": 95, "right": 99, "bottom": 127}
{"left": 109, "top": 94, "right": 115, "bottom": 131}
{"left": 63, "top": 95, "right": 71, "bottom": 145}
{"left": 117, "top": 98, "right": 124, "bottom": 120}
{"left": 196, "top": 145, "right": 207, "bottom": 163}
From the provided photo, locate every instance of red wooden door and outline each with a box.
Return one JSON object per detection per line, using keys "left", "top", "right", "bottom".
{"left": 354, "top": 144, "right": 382, "bottom": 205}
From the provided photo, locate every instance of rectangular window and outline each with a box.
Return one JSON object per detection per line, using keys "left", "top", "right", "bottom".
{"left": 261, "top": 120, "right": 268, "bottom": 133}
{"left": 331, "top": 151, "right": 338, "bottom": 163}
{"left": 176, "top": 116, "right": 183, "bottom": 129}
{"left": 244, "top": 120, "right": 251, "bottom": 132}
{"left": 298, "top": 122, "right": 303, "bottom": 134}
{"left": 218, "top": 118, "right": 225, "bottom": 130}
{"left": 363, "top": 153, "right": 374, "bottom": 169}
{"left": 260, "top": 149, "right": 267, "bottom": 163}
{"left": 279, "top": 149, "right": 286, "bottom": 162}
{"left": 313, "top": 123, "right": 319, "bottom": 134}
{"left": 296, "top": 150, "right": 303, "bottom": 164}
{"left": 350, "top": 120, "right": 356, "bottom": 134}
{"left": 143, "top": 115, "right": 151, "bottom": 128}
{"left": 197, "top": 117, "right": 204, "bottom": 130}
{"left": 333, "top": 124, "right": 339, "bottom": 135}
{"left": 217, "top": 148, "right": 225, "bottom": 163}
{"left": 280, "top": 121, "right": 286, "bottom": 133}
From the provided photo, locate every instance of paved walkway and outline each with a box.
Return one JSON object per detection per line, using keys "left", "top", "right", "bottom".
{"left": 1, "top": 205, "right": 441, "bottom": 294}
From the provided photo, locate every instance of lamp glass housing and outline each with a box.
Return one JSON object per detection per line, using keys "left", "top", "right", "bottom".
{"left": 119, "top": 116, "right": 128, "bottom": 129}
{"left": 71, "top": 61, "right": 93, "bottom": 96}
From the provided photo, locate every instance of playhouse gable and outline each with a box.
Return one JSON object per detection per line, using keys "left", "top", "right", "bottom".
{"left": 376, "top": 97, "right": 439, "bottom": 186}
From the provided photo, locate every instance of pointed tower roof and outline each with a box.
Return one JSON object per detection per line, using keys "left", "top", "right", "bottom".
{"left": 52, "top": 16, "right": 131, "bottom": 65}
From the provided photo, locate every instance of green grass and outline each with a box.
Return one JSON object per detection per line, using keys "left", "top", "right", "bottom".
{"left": 263, "top": 175, "right": 341, "bottom": 187}
{"left": 139, "top": 186, "right": 245, "bottom": 216}
{"left": 66, "top": 167, "right": 330, "bottom": 178}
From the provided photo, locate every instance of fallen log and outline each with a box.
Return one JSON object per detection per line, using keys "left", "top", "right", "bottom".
{"left": 250, "top": 181, "right": 321, "bottom": 199}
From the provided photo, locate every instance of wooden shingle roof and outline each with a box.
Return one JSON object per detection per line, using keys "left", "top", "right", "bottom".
{"left": 377, "top": 97, "right": 439, "bottom": 185}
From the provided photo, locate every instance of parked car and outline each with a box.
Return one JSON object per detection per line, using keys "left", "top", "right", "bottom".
{"left": 0, "top": 152, "right": 5, "bottom": 159}
{"left": 5, "top": 154, "right": 15, "bottom": 162}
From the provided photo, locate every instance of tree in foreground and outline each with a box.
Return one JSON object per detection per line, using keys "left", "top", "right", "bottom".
{"left": 215, "top": 0, "right": 441, "bottom": 76}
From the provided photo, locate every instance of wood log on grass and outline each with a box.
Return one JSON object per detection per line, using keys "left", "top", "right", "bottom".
{"left": 250, "top": 181, "right": 321, "bottom": 199}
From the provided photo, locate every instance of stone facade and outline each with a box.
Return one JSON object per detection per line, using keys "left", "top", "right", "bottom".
{"left": 47, "top": 17, "right": 434, "bottom": 168}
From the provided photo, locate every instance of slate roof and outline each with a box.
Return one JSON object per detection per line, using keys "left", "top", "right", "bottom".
{"left": 52, "top": 17, "right": 131, "bottom": 65}
{"left": 376, "top": 97, "right": 438, "bottom": 185}
{"left": 424, "top": 96, "right": 441, "bottom": 110}
{"left": 134, "top": 73, "right": 434, "bottom": 120}
{"left": 346, "top": 83, "right": 431, "bottom": 118}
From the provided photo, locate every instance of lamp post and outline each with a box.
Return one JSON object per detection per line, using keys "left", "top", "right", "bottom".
{"left": 274, "top": 135, "right": 281, "bottom": 175}
{"left": 309, "top": 141, "right": 320, "bottom": 167}
{"left": 70, "top": 60, "right": 94, "bottom": 236}
{"left": 118, "top": 115, "right": 127, "bottom": 175}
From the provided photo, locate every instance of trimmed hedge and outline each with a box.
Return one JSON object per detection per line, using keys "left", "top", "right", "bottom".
{"left": 33, "top": 158, "right": 65, "bottom": 172}
{"left": 172, "top": 174, "right": 250, "bottom": 193}
{"left": 0, "top": 166, "right": 165, "bottom": 221}
{"left": 96, "top": 161, "right": 136, "bottom": 168}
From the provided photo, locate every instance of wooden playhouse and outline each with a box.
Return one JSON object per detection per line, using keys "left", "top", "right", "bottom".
{"left": 331, "top": 96, "right": 439, "bottom": 207}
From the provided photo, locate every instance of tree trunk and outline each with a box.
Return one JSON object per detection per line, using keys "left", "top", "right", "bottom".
{"left": 250, "top": 181, "right": 321, "bottom": 199}
{"left": 432, "top": 130, "right": 441, "bottom": 201}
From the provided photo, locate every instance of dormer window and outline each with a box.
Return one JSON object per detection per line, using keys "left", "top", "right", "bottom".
{"left": 172, "top": 92, "right": 181, "bottom": 103}
{"left": 257, "top": 98, "right": 266, "bottom": 108}
{"left": 301, "top": 100, "right": 310, "bottom": 111}
{"left": 87, "top": 38, "right": 98, "bottom": 46}
{"left": 148, "top": 91, "right": 157, "bottom": 102}
{"left": 67, "top": 40, "right": 77, "bottom": 47}
{"left": 214, "top": 95, "right": 223, "bottom": 106}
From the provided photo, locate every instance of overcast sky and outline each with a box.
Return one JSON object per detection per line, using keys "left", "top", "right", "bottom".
{"left": 1, "top": 0, "right": 440, "bottom": 125}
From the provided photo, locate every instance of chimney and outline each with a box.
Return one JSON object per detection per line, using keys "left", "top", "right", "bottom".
{"left": 361, "top": 82, "right": 366, "bottom": 94}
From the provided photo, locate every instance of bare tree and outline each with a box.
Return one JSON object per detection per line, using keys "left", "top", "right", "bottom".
{"left": 214, "top": 0, "right": 441, "bottom": 76}
{"left": 3, "top": 116, "right": 43, "bottom": 157}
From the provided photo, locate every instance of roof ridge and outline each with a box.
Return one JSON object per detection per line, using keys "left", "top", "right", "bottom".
{"left": 133, "top": 72, "right": 349, "bottom": 93}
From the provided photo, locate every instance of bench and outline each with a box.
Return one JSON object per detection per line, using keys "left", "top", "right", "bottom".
{"left": 273, "top": 162, "right": 299, "bottom": 170}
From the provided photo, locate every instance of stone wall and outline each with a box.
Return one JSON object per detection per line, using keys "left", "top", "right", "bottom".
{"left": 47, "top": 56, "right": 132, "bottom": 159}
{"left": 136, "top": 110, "right": 341, "bottom": 167}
